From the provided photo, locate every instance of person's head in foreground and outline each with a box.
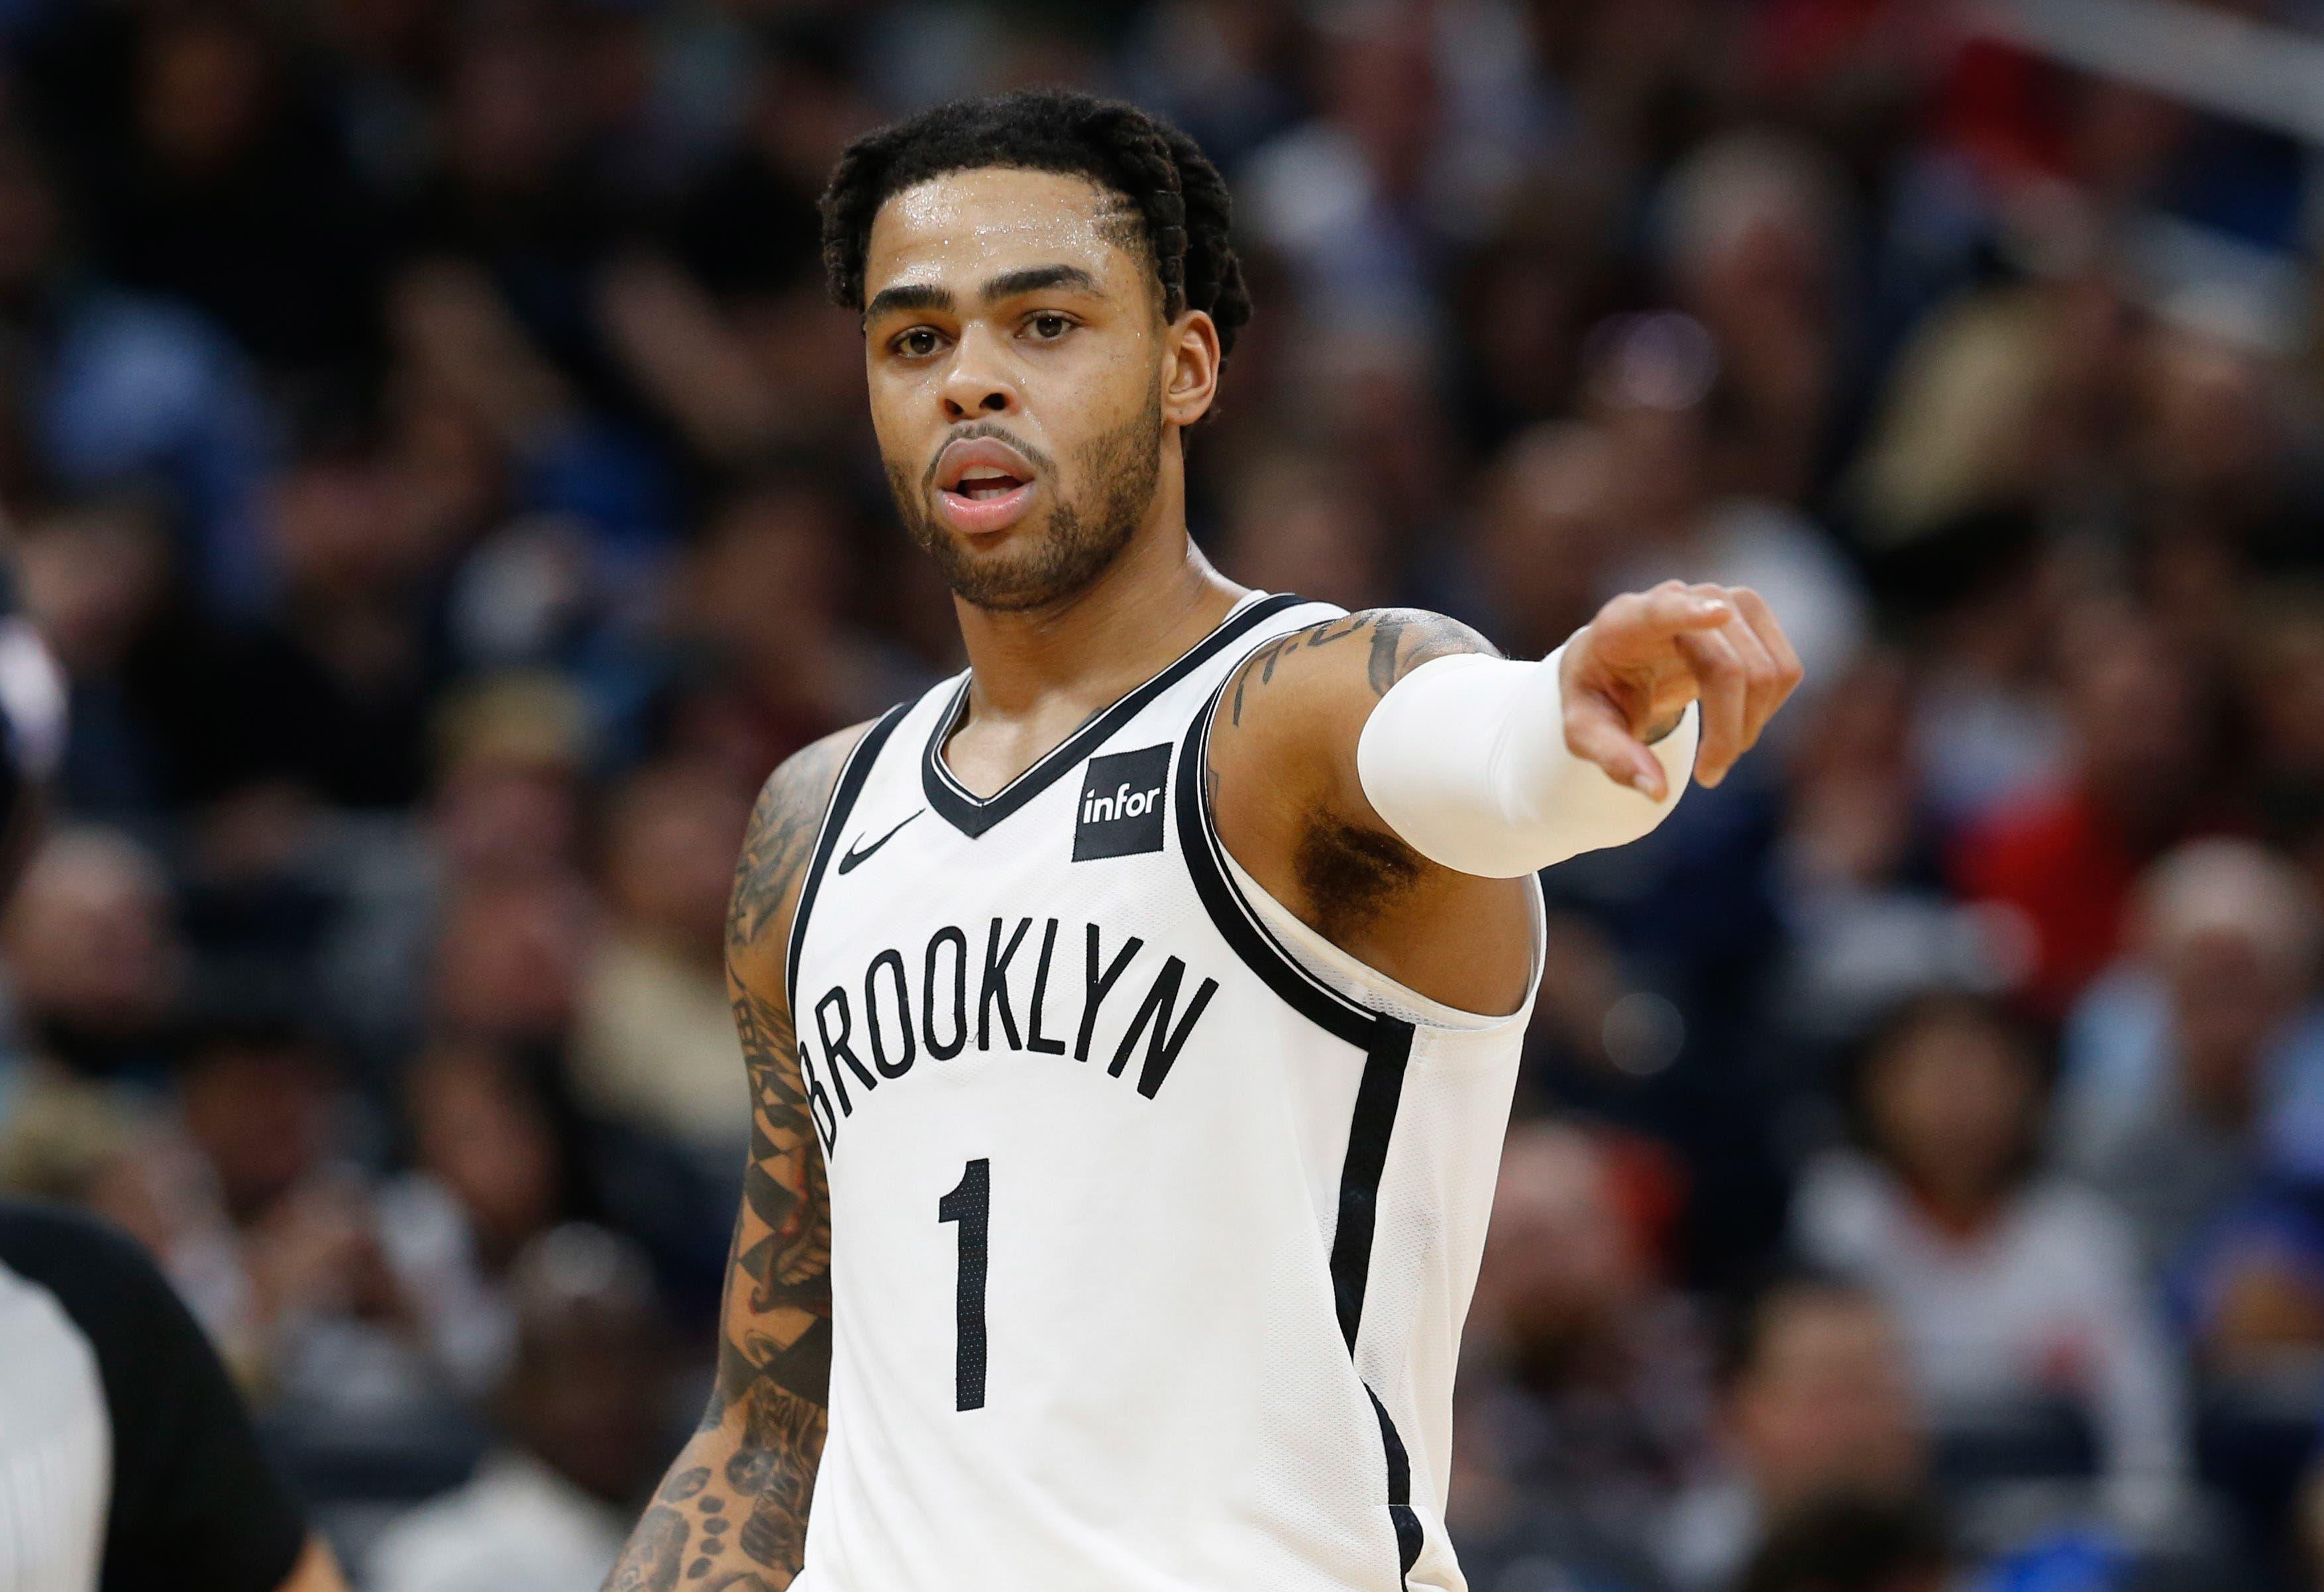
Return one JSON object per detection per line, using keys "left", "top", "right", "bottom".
{"left": 821, "top": 87, "right": 1245, "bottom": 614}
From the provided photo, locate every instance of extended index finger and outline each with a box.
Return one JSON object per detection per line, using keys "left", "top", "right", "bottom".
{"left": 1600, "top": 581, "right": 1734, "bottom": 647}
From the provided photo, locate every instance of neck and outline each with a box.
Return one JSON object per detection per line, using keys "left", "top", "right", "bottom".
{"left": 1907, "top": 1177, "right": 2007, "bottom": 1239}
{"left": 953, "top": 497, "right": 1243, "bottom": 721}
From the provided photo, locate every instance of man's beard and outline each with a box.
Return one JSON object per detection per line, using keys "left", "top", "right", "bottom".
{"left": 890, "top": 384, "right": 1163, "bottom": 612}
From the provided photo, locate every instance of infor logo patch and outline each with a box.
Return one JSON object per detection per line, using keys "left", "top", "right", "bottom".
{"left": 1074, "top": 745, "right": 1171, "bottom": 861}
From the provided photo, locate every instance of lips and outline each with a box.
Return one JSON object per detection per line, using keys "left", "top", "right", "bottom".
{"left": 933, "top": 437, "right": 1039, "bottom": 535}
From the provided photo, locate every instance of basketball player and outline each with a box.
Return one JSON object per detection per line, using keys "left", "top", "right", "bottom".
{"left": 604, "top": 90, "right": 1800, "bottom": 1592}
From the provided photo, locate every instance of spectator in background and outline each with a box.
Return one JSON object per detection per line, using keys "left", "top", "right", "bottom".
{"left": 172, "top": 1004, "right": 348, "bottom": 1231}
{"left": 1271, "top": 321, "right": 1453, "bottom": 553}
{"left": 366, "top": 1224, "right": 677, "bottom": 1592}
{"left": 80, "top": 5, "right": 382, "bottom": 379}
{"left": 1453, "top": 1120, "right": 1711, "bottom": 1591}
{"left": 327, "top": 672, "right": 597, "bottom": 1080}
{"left": 383, "top": 352, "right": 512, "bottom": 570}
{"left": 0, "top": 822, "right": 184, "bottom": 1079}
{"left": 430, "top": 674, "right": 591, "bottom": 890}
{"left": 2132, "top": 301, "right": 2315, "bottom": 615}
{"left": 1446, "top": 166, "right": 1620, "bottom": 449}
{"left": 431, "top": 871, "right": 594, "bottom": 1057}
{"left": 0, "top": 131, "right": 276, "bottom": 614}
{"left": 374, "top": 1039, "right": 575, "bottom": 1401}
{"left": 1238, "top": 5, "right": 1450, "bottom": 339}
{"left": 1952, "top": 608, "right": 2229, "bottom": 1018}
{"left": 384, "top": 250, "right": 672, "bottom": 578}
{"left": 2057, "top": 839, "right": 2324, "bottom": 1274}
{"left": 1118, "top": 0, "right": 1301, "bottom": 171}
{"left": 667, "top": 25, "right": 860, "bottom": 306}
{"left": 1775, "top": 649, "right": 2001, "bottom": 1059}
{"left": 1792, "top": 992, "right": 2189, "bottom": 1528}
{"left": 570, "top": 758, "right": 751, "bottom": 1161}
{"left": 1844, "top": 266, "right": 2141, "bottom": 562}
{"left": 1661, "top": 1275, "right": 1927, "bottom": 1592}
{"left": 421, "top": 889, "right": 737, "bottom": 1326}
{"left": 1889, "top": 522, "right": 2073, "bottom": 835}
{"left": 176, "top": 406, "right": 445, "bottom": 813}
{"left": 170, "top": 1001, "right": 447, "bottom": 1419}
{"left": 396, "top": 23, "right": 603, "bottom": 341}
{"left": 606, "top": 22, "right": 880, "bottom": 477}
{"left": 1840, "top": 281, "right": 2113, "bottom": 828}
{"left": 1733, "top": 1493, "right": 1951, "bottom": 1592}
{"left": 638, "top": 23, "right": 875, "bottom": 469}
{"left": 1652, "top": 130, "right": 1854, "bottom": 509}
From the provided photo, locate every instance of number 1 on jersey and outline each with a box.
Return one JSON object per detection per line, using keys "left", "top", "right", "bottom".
{"left": 938, "top": 1157, "right": 989, "bottom": 1411}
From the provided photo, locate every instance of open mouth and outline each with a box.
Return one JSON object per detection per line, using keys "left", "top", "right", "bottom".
{"left": 933, "top": 437, "right": 1041, "bottom": 535}
{"left": 947, "top": 466, "right": 1028, "bottom": 503}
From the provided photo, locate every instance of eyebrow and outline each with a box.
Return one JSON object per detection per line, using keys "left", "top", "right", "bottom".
{"left": 863, "top": 264, "right": 1104, "bottom": 323}
{"left": 982, "top": 264, "right": 1101, "bottom": 301}
{"left": 863, "top": 282, "right": 954, "bottom": 321}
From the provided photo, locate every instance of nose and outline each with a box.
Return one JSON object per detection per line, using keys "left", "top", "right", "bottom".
{"left": 941, "top": 323, "right": 1018, "bottom": 420}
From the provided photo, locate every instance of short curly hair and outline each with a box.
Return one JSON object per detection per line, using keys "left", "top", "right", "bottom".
{"left": 819, "top": 89, "right": 1252, "bottom": 355}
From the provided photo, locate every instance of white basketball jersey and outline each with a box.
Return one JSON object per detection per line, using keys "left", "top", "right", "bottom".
{"left": 787, "top": 593, "right": 1543, "bottom": 1592}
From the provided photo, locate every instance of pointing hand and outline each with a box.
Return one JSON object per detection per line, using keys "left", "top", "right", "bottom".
{"left": 1558, "top": 580, "right": 1805, "bottom": 800}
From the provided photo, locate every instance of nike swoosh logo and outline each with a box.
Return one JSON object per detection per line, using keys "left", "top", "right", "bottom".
{"left": 836, "top": 810, "right": 922, "bottom": 875}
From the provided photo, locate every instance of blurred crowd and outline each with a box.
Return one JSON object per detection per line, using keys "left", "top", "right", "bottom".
{"left": 1, "top": 0, "right": 2323, "bottom": 1588}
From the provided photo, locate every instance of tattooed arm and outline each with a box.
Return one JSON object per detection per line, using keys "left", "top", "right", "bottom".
{"left": 1205, "top": 609, "right": 1536, "bottom": 1015}
{"left": 1206, "top": 590, "right": 1799, "bottom": 1014}
{"left": 603, "top": 723, "right": 869, "bottom": 1592}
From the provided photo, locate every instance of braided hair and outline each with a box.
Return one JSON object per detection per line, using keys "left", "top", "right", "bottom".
{"left": 820, "top": 89, "right": 1252, "bottom": 356}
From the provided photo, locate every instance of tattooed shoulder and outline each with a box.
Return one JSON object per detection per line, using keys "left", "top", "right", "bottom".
{"left": 1224, "top": 608, "right": 1497, "bottom": 729}
{"left": 1349, "top": 608, "right": 1501, "bottom": 696}
{"left": 728, "top": 723, "right": 873, "bottom": 959}
{"left": 1207, "top": 610, "right": 1496, "bottom": 931}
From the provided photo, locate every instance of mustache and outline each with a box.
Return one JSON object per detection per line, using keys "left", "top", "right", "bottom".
{"left": 920, "top": 421, "right": 1056, "bottom": 492}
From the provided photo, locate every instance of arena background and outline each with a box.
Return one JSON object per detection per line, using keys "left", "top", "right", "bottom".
{"left": 5, "top": 0, "right": 2324, "bottom": 1587}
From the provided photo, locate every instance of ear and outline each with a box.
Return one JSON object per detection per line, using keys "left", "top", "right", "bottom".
{"left": 1160, "top": 309, "right": 1222, "bottom": 428}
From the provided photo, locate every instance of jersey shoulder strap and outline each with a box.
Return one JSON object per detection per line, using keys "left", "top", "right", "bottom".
{"left": 782, "top": 700, "right": 914, "bottom": 1010}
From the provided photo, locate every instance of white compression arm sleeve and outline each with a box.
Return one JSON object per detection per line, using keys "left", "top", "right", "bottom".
{"left": 1353, "top": 644, "right": 1698, "bottom": 879}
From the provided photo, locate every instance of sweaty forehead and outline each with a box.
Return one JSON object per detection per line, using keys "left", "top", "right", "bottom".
{"left": 863, "top": 166, "right": 1148, "bottom": 300}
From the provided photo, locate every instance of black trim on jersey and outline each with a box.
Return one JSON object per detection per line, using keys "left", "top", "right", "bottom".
{"left": 1341, "top": 1017, "right": 1424, "bottom": 1589}
{"left": 921, "top": 592, "right": 1308, "bottom": 839}
{"left": 1173, "top": 672, "right": 1430, "bottom": 1590}
{"left": 784, "top": 703, "right": 911, "bottom": 1015}
{"left": 1367, "top": 1385, "right": 1426, "bottom": 1586}
{"left": 1330, "top": 1021, "right": 1412, "bottom": 1348}
{"left": 1171, "top": 680, "right": 1379, "bottom": 1048}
